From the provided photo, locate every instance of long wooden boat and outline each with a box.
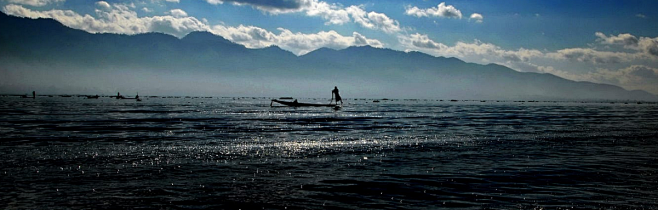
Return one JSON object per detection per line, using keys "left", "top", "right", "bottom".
{"left": 270, "top": 99, "right": 340, "bottom": 107}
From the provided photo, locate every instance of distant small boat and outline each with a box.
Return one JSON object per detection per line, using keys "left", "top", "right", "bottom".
{"left": 114, "top": 92, "right": 140, "bottom": 100}
{"left": 270, "top": 99, "right": 340, "bottom": 107}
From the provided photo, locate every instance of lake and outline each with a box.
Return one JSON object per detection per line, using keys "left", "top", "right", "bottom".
{"left": 1, "top": 96, "right": 657, "bottom": 209}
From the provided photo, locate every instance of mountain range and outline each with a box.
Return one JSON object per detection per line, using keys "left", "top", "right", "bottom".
{"left": 1, "top": 12, "right": 656, "bottom": 101}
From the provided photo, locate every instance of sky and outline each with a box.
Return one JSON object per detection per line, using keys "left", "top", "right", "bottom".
{"left": 2, "top": 0, "right": 658, "bottom": 95}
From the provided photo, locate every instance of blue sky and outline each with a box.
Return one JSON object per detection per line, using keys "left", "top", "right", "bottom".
{"left": 2, "top": 0, "right": 658, "bottom": 94}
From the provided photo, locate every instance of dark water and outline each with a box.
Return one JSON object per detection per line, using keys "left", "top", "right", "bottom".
{"left": 1, "top": 97, "right": 657, "bottom": 209}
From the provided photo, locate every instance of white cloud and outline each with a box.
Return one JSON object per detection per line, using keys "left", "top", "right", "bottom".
{"left": 165, "top": 0, "right": 180, "bottom": 3}
{"left": 169, "top": 9, "right": 187, "bottom": 18}
{"left": 3, "top": 4, "right": 85, "bottom": 22}
{"left": 400, "top": 33, "right": 447, "bottom": 51}
{"left": 345, "top": 6, "right": 400, "bottom": 34}
{"left": 640, "top": 37, "right": 658, "bottom": 57}
{"left": 595, "top": 32, "right": 639, "bottom": 48}
{"left": 345, "top": 5, "right": 368, "bottom": 27}
{"left": 204, "top": 0, "right": 401, "bottom": 33}
{"left": 450, "top": 41, "right": 543, "bottom": 63}
{"left": 2, "top": 4, "right": 209, "bottom": 38}
{"left": 95, "top": 1, "right": 111, "bottom": 10}
{"left": 304, "top": 0, "right": 350, "bottom": 25}
{"left": 275, "top": 29, "right": 383, "bottom": 55}
{"left": 618, "top": 65, "right": 658, "bottom": 86}
{"left": 352, "top": 32, "right": 369, "bottom": 45}
{"left": 585, "top": 65, "right": 658, "bottom": 93}
{"left": 532, "top": 33, "right": 658, "bottom": 66}
{"left": 205, "top": 0, "right": 223, "bottom": 5}
{"left": 398, "top": 33, "right": 589, "bottom": 85}
{"left": 399, "top": 32, "right": 658, "bottom": 94}
{"left": 546, "top": 48, "right": 641, "bottom": 64}
{"left": 498, "top": 59, "right": 658, "bottom": 95}
{"left": 2, "top": 3, "right": 383, "bottom": 55}
{"left": 402, "top": 33, "right": 658, "bottom": 94}
{"left": 595, "top": 32, "right": 658, "bottom": 58}
{"left": 210, "top": 24, "right": 383, "bottom": 55}
{"left": 364, "top": 11, "right": 401, "bottom": 33}
{"left": 469, "top": 13, "right": 483, "bottom": 23}
{"left": 298, "top": 1, "right": 401, "bottom": 33}
{"left": 400, "top": 33, "right": 542, "bottom": 63}
{"left": 6, "top": 0, "right": 64, "bottom": 7}
{"left": 405, "top": 2, "right": 462, "bottom": 19}
{"left": 502, "top": 62, "right": 596, "bottom": 83}
{"left": 210, "top": 24, "right": 276, "bottom": 47}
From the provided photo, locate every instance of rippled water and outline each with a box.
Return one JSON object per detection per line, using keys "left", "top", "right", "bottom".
{"left": 1, "top": 96, "right": 657, "bottom": 209}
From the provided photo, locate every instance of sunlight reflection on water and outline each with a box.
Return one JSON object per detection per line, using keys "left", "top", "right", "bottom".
{"left": 1, "top": 97, "right": 657, "bottom": 209}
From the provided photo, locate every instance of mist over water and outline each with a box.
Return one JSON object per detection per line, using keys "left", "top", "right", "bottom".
{"left": 1, "top": 97, "right": 657, "bottom": 209}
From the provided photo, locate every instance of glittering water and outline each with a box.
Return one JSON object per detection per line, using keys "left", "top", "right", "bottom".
{"left": 1, "top": 96, "right": 657, "bottom": 209}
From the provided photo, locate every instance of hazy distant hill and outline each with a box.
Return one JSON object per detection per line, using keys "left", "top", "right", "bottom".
{"left": 1, "top": 12, "right": 656, "bottom": 100}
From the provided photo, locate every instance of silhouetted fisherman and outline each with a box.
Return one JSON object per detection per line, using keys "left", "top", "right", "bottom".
{"left": 331, "top": 86, "right": 342, "bottom": 105}
{"left": 32, "top": 91, "right": 35, "bottom": 99}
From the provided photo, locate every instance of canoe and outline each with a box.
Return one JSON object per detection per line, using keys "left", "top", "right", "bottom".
{"left": 270, "top": 99, "right": 339, "bottom": 107}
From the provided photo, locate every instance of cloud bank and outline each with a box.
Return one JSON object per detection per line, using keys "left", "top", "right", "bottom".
{"left": 211, "top": 25, "right": 382, "bottom": 55}
{"left": 2, "top": 2, "right": 383, "bottom": 55}
{"left": 596, "top": 32, "right": 658, "bottom": 57}
{"left": 3, "top": 3, "right": 208, "bottom": 38}
{"left": 205, "top": 0, "right": 401, "bottom": 33}
{"left": 400, "top": 32, "right": 658, "bottom": 94}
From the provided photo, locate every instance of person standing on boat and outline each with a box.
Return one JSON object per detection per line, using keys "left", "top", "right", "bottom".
{"left": 331, "top": 86, "right": 342, "bottom": 105}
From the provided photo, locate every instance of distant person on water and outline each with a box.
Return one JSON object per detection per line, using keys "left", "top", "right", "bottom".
{"left": 331, "top": 86, "right": 342, "bottom": 105}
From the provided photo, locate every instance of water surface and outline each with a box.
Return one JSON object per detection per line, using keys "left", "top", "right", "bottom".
{"left": 1, "top": 97, "right": 657, "bottom": 209}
